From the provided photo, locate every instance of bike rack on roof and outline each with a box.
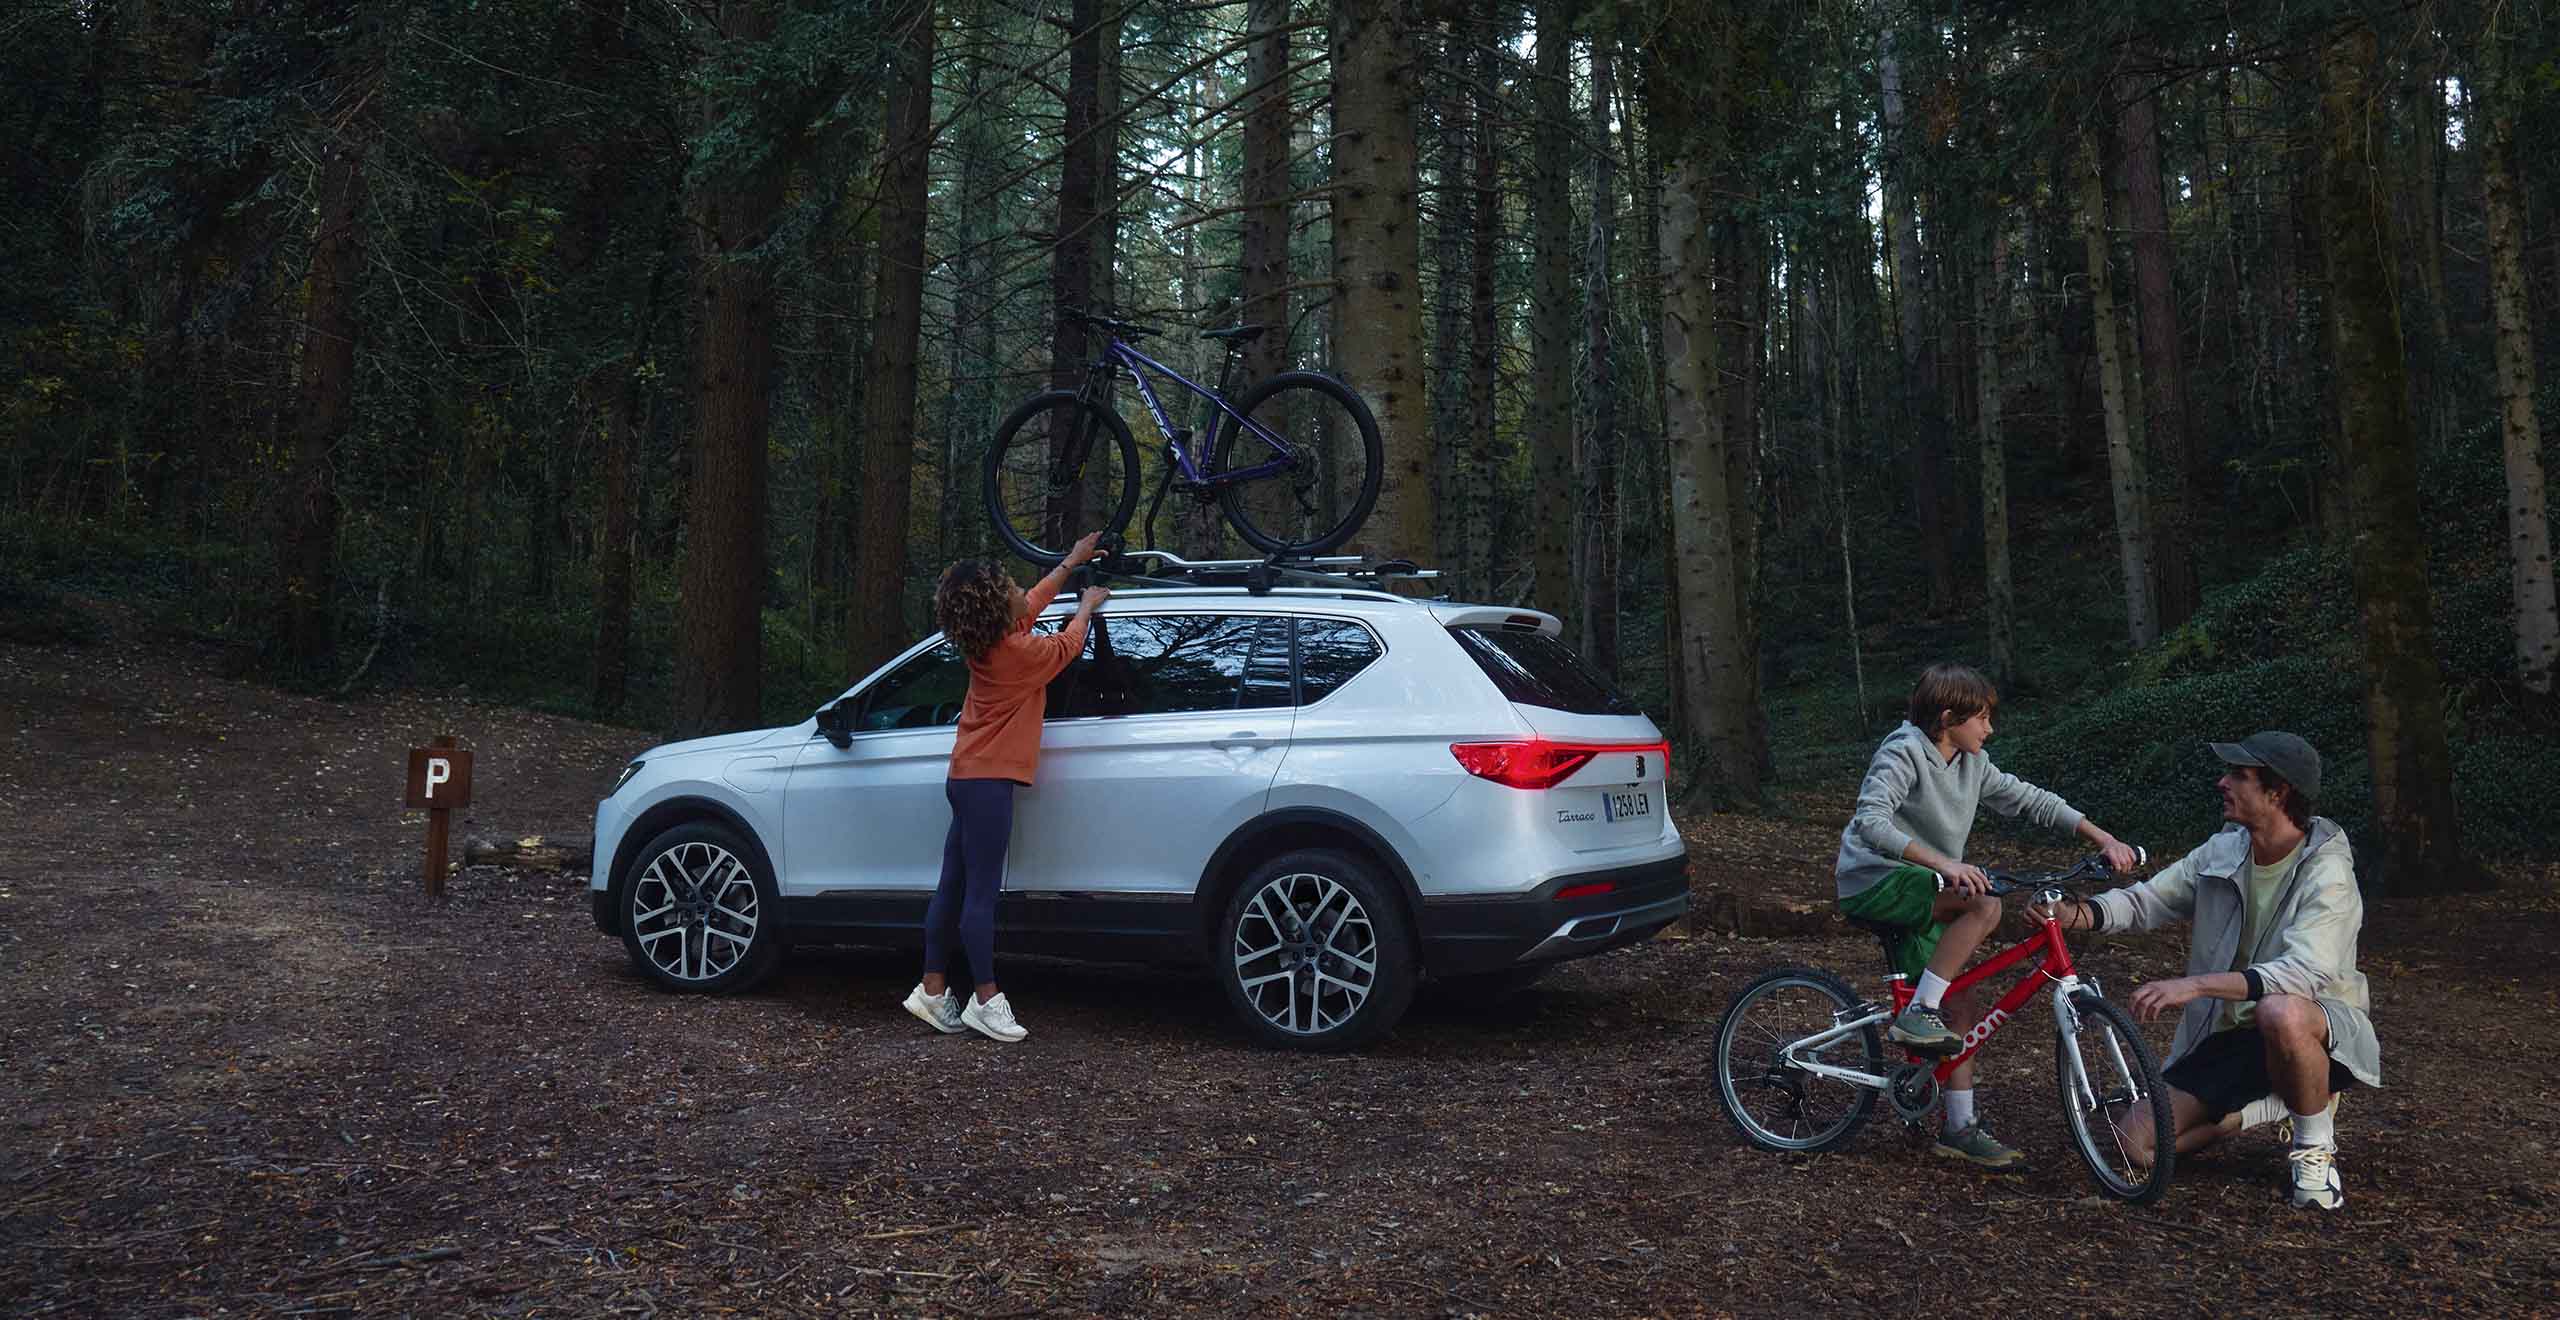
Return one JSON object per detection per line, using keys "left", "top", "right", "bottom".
{"left": 1076, "top": 547, "right": 1441, "bottom": 597}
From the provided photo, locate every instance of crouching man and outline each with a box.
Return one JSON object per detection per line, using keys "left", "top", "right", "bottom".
{"left": 2034, "top": 732, "right": 2379, "bottom": 1209}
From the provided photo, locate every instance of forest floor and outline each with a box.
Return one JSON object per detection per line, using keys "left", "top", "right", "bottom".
{"left": 6, "top": 610, "right": 2558, "bottom": 1317}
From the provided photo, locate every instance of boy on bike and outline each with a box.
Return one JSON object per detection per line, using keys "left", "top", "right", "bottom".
{"left": 1834, "top": 663, "right": 2139, "bottom": 1169}
{"left": 2037, "top": 732, "right": 2375, "bottom": 1210}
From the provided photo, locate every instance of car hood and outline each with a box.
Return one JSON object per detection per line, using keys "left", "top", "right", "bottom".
{"left": 641, "top": 724, "right": 803, "bottom": 762}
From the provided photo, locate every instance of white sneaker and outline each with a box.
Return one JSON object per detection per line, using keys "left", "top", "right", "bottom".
{"left": 2286, "top": 1143, "right": 2344, "bottom": 1210}
{"left": 960, "top": 991, "right": 1027, "bottom": 1042}
{"left": 902, "top": 983, "right": 964, "bottom": 1034}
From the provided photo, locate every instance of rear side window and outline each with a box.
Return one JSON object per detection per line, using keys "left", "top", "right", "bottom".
{"left": 1054, "top": 614, "right": 1294, "bottom": 717}
{"left": 1298, "top": 619, "right": 1382, "bottom": 703}
{"left": 1450, "top": 626, "right": 1639, "bottom": 715}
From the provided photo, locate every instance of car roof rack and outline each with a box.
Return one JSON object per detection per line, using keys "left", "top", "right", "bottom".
{"left": 1081, "top": 547, "right": 1442, "bottom": 598}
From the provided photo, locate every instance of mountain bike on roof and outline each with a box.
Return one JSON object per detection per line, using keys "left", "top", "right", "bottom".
{"left": 982, "top": 309, "right": 1383, "bottom": 567}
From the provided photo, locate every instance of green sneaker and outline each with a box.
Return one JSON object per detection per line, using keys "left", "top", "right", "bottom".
{"left": 1932, "top": 1123, "right": 2027, "bottom": 1170}
{"left": 1889, "top": 1003, "right": 1961, "bottom": 1055}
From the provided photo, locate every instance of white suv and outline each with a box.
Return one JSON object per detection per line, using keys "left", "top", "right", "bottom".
{"left": 589, "top": 575, "right": 1687, "bottom": 1050}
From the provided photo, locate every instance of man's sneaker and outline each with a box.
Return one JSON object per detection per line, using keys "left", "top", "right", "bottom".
{"left": 2286, "top": 1142, "right": 2344, "bottom": 1210}
{"left": 1932, "top": 1123, "right": 2027, "bottom": 1170}
{"left": 901, "top": 983, "right": 964, "bottom": 1034}
{"left": 960, "top": 992, "right": 1028, "bottom": 1043}
{"left": 1889, "top": 1003, "right": 1961, "bottom": 1055}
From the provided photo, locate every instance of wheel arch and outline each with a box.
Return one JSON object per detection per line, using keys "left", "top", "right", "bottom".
{"left": 600, "top": 796, "right": 781, "bottom": 938}
{"left": 1194, "top": 807, "right": 1422, "bottom": 961}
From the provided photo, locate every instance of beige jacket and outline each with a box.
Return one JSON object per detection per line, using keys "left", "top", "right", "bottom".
{"left": 2086, "top": 818, "right": 2380, "bottom": 1088}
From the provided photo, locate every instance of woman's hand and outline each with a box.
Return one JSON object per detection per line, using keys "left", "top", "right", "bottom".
{"left": 1067, "top": 531, "right": 1104, "bottom": 566}
{"left": 1078, "top": 586, "right": 1110, "bottom": 612}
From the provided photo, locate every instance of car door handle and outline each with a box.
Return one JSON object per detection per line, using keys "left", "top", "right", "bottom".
{"left": 1210, "top": 732, "right": 1264, "bottom": 748}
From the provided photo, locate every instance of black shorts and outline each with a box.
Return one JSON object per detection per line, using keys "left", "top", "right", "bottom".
{"left": 2161, "top": 1024, "right": 2357, "bottom": 1121}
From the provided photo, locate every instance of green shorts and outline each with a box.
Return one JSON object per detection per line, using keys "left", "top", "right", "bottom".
{"left": 1838, "top": 864, "right": 1944, "bottom": 980}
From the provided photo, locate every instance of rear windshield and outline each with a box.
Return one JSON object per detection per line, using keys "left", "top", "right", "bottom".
{"left": 1449, "top": 626, "right": 1641, "bottom": 715}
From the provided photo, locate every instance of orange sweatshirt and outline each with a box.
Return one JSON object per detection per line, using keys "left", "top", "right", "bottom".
{"left": 948, "top": 578, "right": 1090, "bottom": 784}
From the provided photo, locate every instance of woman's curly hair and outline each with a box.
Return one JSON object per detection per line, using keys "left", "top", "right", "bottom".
{"left": 935, "top": 558, "right": 1018, "bottom": 662}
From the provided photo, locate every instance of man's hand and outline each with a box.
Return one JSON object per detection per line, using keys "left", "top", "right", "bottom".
{"left": 1067, "top": 531, "right": 1104, "bottom": 567}
{"left": 1941, "top": 863, "right": 1993, "bottom": 897}
{"left": 2129, "top": 977, "right": 2204, "bottom": 1023}
{"left": 2096, "top": 836, "right": 2141, "bottom": 875}
{"left": 2027, "top": 896, "right": 2091, "bottom": 930}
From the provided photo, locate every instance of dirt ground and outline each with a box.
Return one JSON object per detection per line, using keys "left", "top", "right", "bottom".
{"left": 5, "top": 621, "right": 2557, "bottom": 1318}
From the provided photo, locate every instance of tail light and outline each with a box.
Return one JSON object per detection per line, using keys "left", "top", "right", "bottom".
{"left": 1452, "top": 739, "right": 1667, "bottom": 791}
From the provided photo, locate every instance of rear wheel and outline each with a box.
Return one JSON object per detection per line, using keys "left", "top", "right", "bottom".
{"left": 1209, "top": 372, "right": 1383, "bottom": 555}
{"left": 2055, "top": 991, "right": 2175, "bottom": 1204}
{"left": 983, "top": 391, "right": 1140, "bottom": 566}
{"left": 1216, "top": 849, "right": 1415, "bottom": 1051}
{"left": 1713, "top": 966, "right": 1882, "bottom": 1153}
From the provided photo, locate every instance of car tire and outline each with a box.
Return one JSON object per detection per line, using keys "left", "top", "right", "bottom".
{"left": 618, "top": 820, "right": 785, "bottom": 994}
{"left": 1216, "top": 848, "right": 1416, "bottom": 1052}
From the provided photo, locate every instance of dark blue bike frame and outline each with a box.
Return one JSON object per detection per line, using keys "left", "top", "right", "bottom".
{"left": 1095, "top": 337, "right": 1295, "bottom": 485}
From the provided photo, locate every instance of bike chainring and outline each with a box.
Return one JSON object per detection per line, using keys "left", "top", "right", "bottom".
{"left": 1887, "top": 1061, "right": 1940, "bottom": 1124}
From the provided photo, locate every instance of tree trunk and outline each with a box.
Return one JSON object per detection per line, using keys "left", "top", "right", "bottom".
{"left": 1045, "top": 0, "right": 1104, "bottom": 547}
{"left": 675, "top": 2, "right": 790, "bottom": 738}
{"left": 1240, "top": 0, "right": 1292, "bottom": 388}
{"left": 593, "top": 233, "right": 673, "bottom": 722}
{"left": 2115, "top": 79, "right": 2199, "bottom": 629}
{"left": 1467, "top": 36, "right": 1501, "bottom": 602}
{"left": 1430, "top": 24, "right": 1473, "bottom": 579}
{"left": 846, "top": 0, "right": 937, "bottom": 680}
{"left": 1979, "top": 225, "right": 2016, "bottom": 686}
{"left": 275, "top": 132, "right": 370, "bottom": 671}
{"left": 1527, "top": 0, "right": 1575, "bottom": 613}
{"left": 2480, "top": 21, "right": 2559, "bottom": 698}
{"left": 1577, "top": 15, "right": 1619, "bottom": 675}
{"left": 2318, "top": 22, "right": 2484, "bottom": 893}
{"left": 1877, "top": 16, "right": 1956, "bottom": 615}
{"left": 1329, "top": 0, "right": 1431, "bottom": 562}
{"left": 2083, "top": 132, "right": 2158, "bottom": 649}
{"left": 1652, "top": 13, "right": 1758, "bottom": 807}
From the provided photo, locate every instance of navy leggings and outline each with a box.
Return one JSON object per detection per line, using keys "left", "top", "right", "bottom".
{"left": 923, "top": 778, "right": 1015, "bottom": 984}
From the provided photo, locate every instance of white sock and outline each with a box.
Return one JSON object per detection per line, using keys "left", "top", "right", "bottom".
{"left": 2290, "top": 1104, "right": 2335, "bottom": 1149}
{"left": 1915, "top": 971, "right": 1952, "bottom": 1011}
{"left": 1944, "top": 1088, "right": 1976, "bottom": 1134}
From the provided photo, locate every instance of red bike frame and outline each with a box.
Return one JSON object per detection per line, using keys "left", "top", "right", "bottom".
{"left": 1886, "top": 911, "right": 2082, "bottom": 1082}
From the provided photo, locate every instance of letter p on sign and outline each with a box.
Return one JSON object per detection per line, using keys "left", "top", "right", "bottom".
{"left": 404, "top": 745, "right": 474, "bottom": 810}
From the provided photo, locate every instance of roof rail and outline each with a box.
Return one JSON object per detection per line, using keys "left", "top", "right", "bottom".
{"left": 1082, "top": 547, "right": 1441, "bottom": 597}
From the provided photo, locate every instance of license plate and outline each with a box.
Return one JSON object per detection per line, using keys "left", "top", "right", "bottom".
{"left": 1601, "top": 786, "right": 1651, "bottom": 823}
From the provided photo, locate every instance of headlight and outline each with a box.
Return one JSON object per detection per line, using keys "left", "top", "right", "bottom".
{"left": 608, "top": 760, "right": 645, "bottom": 798}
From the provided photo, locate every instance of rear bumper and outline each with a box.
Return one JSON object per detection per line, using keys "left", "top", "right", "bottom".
{"left": 1414, "top": 853, "right": 1690, "bottom": 977}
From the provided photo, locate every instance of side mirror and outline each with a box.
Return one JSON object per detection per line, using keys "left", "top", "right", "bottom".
{"left": 815, "top": 700, "right": 854, "bottom": 748}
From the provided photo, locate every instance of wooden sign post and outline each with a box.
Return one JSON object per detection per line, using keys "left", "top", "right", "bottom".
{"left": 403, "top": 735, "right": 474, "bottom": 899}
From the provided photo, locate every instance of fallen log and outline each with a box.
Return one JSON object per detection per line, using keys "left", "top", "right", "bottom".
{"left": 459, "top": 835, "right": 594, "bottom": 871}
{"left": 1685, "top": 887, "right": 1839, "bottom": 938}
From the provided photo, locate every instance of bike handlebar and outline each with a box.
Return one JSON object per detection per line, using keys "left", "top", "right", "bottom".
{"left": 1935, "top": 846, "right": 2148, "bottom": 898}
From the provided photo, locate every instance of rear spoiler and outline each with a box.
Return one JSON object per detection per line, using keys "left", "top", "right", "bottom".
{"left": 1426, "top": 604, "right": 1562, "bottom": 638}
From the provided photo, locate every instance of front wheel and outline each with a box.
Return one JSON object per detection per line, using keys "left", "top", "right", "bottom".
{"left": 2055, "top": 991, "right": 2175, "bottom": 1204}
{"left": 983, "top": 390, "right": 1140, "bottom": 566}
{"left": 1208, "top": 372, "right": 1383, "bottom": 555}
{"left": 1215, "top": 848, "right": 1415, "bottom": 1051}
{"left": 1713, "top": 966, "right": 1882, "bottom": 1153}
{"left": 618, "top": 821, "right": 784, "bottom": 994}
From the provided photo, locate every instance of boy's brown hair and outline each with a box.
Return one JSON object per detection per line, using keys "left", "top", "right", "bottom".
{"left": 934, "top": 559, "right": 1018, "bottom": 663}
{"left": 1906, "top": 663, "right": 1999, "bottom": 738}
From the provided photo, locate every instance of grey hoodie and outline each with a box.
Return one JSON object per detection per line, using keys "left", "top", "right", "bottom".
{"left": 1833, "top": 721, "right": 2087, "bottom": 900}
{"left": 2086, "top": 818, "right": 2380, "bottom": 1088}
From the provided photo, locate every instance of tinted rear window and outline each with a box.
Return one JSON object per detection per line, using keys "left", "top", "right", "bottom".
{"left": 1450, "top": 626, "right": 1640, "bottom": 715}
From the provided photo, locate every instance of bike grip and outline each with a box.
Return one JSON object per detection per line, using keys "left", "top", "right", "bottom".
{"left": 2134, "top": 844, "right": 2148, "bottom": 867}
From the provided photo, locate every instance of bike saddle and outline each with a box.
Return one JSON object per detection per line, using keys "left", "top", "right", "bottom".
{"left": 1200, "top": 324, "right": 1269, "bottom": 344}
{"left": 1844, "top": 915, "right": 1909, "bottom": 969}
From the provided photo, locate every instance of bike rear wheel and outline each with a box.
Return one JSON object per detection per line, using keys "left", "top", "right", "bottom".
{"left": 982, "top": 391, "right": 1140, "bottom": 566}
{"left": 1713, "top": 966, "right": 1882, "bottom": 1153}
{"left": 2054, "top": 991, "right": 2175, "bottom": 1204}
{"left": 1208, "top": 372, "right": 1383, "bottom": 555}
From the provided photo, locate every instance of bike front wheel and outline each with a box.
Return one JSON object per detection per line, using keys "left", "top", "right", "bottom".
{"left": 1208, "top": 371, "right": 1384, "bottom": 555}
{"left": 982, "top": 391, "right": 1140, "bottom": 566}
{"left": 2054, "top": 991, "right": 2175, "bottom": 1204}
{"left": 1713, "top": 966, "right": 1882, "bottom": 1153}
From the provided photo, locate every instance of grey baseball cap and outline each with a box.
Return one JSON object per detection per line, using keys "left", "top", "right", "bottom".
{"left": 2207, "top": 731, "right": 2322, "bottom": 801}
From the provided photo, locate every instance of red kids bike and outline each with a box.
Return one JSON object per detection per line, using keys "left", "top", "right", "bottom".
{"left": 1711, "top": 851, "right": 2176, "bottom": 1204}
